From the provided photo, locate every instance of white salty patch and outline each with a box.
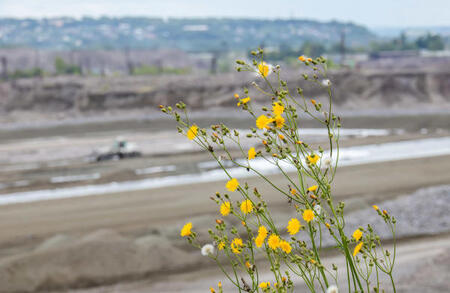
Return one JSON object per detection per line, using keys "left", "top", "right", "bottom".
{"left": 201, "top": 244, "right": 215, "bottom": 256}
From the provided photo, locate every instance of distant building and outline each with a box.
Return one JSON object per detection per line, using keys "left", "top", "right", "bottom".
{"left": 0, "top": 48, "right": 195, "bottom": 76}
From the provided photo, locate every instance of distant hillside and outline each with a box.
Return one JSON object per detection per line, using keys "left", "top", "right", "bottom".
{"left": 0, "top": 17, "right": 376, "bottom": 51}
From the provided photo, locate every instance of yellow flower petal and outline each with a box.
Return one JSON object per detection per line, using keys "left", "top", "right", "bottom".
{"left": 186, "top": 125, "right": 198, "bottom": 140}
{"left": 180, "top": 222, "right": 192, "bottom": 237}
{"left": 307, "top": 154, "right": 320, "bottom": 165}
{"left": 240, "top": 199, "right": 253, "bottom": 214}
{"left": 303, "top": 209, "right": 315, "bottom": 223}
{"left": 226, "top": 178, "right": 239, "bottom": 192}
{"left": 308, "top": 185, "right": 318, "bottom": 192}
{"left": 255, "top": 225, "right": 268, "bottom": 247}
{"left": 258, "top": 62, "right": 269, "bottom": 77}
{"left": 353, "top": 229, "right": 363, "bottom": 241}
{"left": 280, "top": 240, "right": 292, "bottom": 254}
{"left": 287, "top": 218, "right": 301, "bottom": 235}
{"left": 353, "top": 241, "right": 364, "bottom": 256}
{"left": 220, "top": 201, "right": 231, "bottom": 216}
{"left": 274, "top": 115, "right": 285, "bottom": 128}
{"left": 256, "top": 115, "right": 273, "bottom": 129}
{"left": 248, "top": 147, "right": 256, "bottom": 160}
{"left": 231, "top": 238, "right": 243, "bottom": 254}
{"left": 268, "top": 234, "right": 280, "bottom": 250}
{"left": 272, "top": 102, "right": 284, "bottom": 116}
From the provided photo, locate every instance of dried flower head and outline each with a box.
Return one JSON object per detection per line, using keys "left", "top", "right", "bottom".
{"left": 201, "top": 244, "right": 215, "bottom": 256}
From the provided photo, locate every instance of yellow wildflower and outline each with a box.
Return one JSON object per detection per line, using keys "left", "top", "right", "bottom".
{"left": 298, "top": 55, "right": 306, "bottom": 62}
{"left": 180, "top": 222, "right": 192, "bottom": 237}
{"left": 280, "top": 240, "right": 292, "bottom": 254}
{"left": 310, "top": 99, "right": 317, "bottom": 105}
{"left": 258, "top": 225, "right": 268, "bottom": 238}
{"left": 234, "top": 93, "right": 239, "bottom": 99}
{"left": 240, "top": 199, "right": 253, "bottom": 214}
{"left": 303, "top": 209, "right": 315, "bottom": 223}
{"left": 274, "top": 115, "right": 285, "bottom": 128}
{"left": 290, "top": 188, "right": 297, "bottom": 196}
{"left": 258, "top": 62, "right": 270, "bottom": 77}
{"left": 296, "top": 140, "right": 303, "bottom": 145}
{"left": 255, "top": 226, "right": 268, "bottom": 248}
{"left": 255, "top": 236, "right": 264, "bottom": 248}
{"left": 272, "top": 102, "right": 284, "bottom": 116}
{"left": 353, "top": 229, "right": 363, "bottom": 241}
{"left": 245, "top": 261, "right": 251, "bottom": 269}
{"left": 256, "top": 115, "right": 273, "bottom": 129}
{"left": 237, "top": 97, "right": 251, "bottom": 106}
{"left": 218, "top": 241, "right": 225, "bottom": 250}
{"left": 308, "top": 185, "right": 318, "bottom": 192}
{"left": 307, "top": 154, "right": 320, "bottom": 165}
{"left": 259, "top": 282, "right": 271, "bottom": 289}
{"left": 372, "top": 205, "right": 379, "bottom": 211}
{"left": 226, "top": 178, "right": 239, "bottom": 192}
{"left": 287, "top": 218, "right": 301, "bottom": 235}
{"left": 231, "top": 238, "right": 244, "bottom": 254}
{"left": 278, "top": 134, "right": 285, "bottom": 140}
{"left": 218, "top": 282, "right": 222, "bottom": 288}
{"left": 353, "top": 241, "right": 363, "bottom": 256}
{"left": 307, "top": 57, "right": 312, "bottom": 62}
{"left": 210, "top": 287, "right": 215, "bottom": 293}
{"left": 248, "top": 147, "right": 256, "bottom": 160}
{"left": 268, "top": 234, "right": 280, "bottom": 250}
{"left": 186, "top": 125, "right": 198, "bottom": 140}
{"left": 220, "top": 201, "right": 231, "bottom": 216}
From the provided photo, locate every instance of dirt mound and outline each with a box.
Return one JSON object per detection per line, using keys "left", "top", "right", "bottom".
{"left": 0, "top": 229, "right": 199, "bottom": 293}
{"left": 1, "top": 68, "right": 449, "bottom": 114}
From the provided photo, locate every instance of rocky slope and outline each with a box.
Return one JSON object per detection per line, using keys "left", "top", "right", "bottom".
{"left": 0, "top": 68, "right": 449, "bottom": 114}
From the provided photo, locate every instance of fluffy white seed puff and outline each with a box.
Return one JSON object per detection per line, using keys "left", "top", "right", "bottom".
{"left": 201, "top": 244, "right": 215, "bottom": 256}
{"left": 322, "top": 79, "right": 332, "bottom": 86}
{"left": 315, "top": 203, "right": 322, "bottom": 215}
{"left": 327, "top": 285, "right": 339, "bottom": 293}
{"left": 323, "top": 157, "right": 332, "bottom": 167}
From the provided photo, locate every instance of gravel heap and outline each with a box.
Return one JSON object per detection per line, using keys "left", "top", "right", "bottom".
{"left": 342, "top": 184, "right": 450, "bottom": 241}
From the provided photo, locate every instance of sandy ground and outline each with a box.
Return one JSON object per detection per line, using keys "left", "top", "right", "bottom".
{"left": 0, "top": 154, "right": 449, "bottom": 292}
{"left": 61, "top": 234, "right": 450, "bottom": 293}
{"left": 0, "top": 112, "right": 449, "bottom": 292}
{"left": 1, "top": 154, "right": 450, "bottom": 246}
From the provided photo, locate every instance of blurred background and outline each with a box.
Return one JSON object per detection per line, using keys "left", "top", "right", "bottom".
{"left": 0, "top": 1, "right": 449, "bottom": 292}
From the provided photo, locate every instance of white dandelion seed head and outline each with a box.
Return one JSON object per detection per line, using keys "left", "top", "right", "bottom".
{"left": 326, "top": 285, "right": 339, "bottom": 293}
{"left": 314, "top": 205, "right": 322, "bottom": 215}
{"left": 201, "top": 244, "right": 215, "bottom": 256}
{"left": 322, "top": 79, "right": 332, "bottom": 86}
{"left": 323, "top": 157, "right": 332, "bottom": 167}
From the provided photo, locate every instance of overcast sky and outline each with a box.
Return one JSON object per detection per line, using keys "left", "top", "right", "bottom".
{"left": 0, "top": 0, "right": 449, "bottom": 28}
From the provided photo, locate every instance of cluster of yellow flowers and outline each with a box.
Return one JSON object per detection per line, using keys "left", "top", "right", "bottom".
{"left": 165, "top": 48, "right": 397, "bottom": 293}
